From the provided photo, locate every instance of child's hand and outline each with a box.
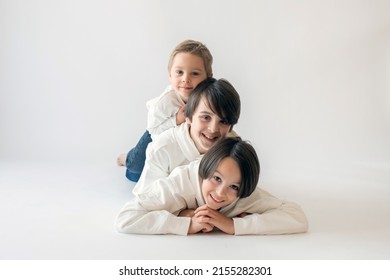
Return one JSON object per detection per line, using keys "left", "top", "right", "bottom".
{"left": 188, "top": 215, "right": 214, "bottom": 234}
{"left": 176, "top": 105, "right": 186, "bottom": 125}
{"left": 194, "top": 205, "right": 235, "bottom": 235}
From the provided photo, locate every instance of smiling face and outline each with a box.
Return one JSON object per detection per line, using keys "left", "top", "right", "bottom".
{"left": 201, "top": 157, "right": 241, "bottom": 210}
{"left": 186, "top": 96, "right": 232, "bottom": 154}
{"left": 168, "top": 52, "right": 208, "bottom": 103}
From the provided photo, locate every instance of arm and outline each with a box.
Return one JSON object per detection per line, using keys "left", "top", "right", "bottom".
{"left": 118, "top": 162, "right": 205, "bottom": 235}
{"left": 117, "top": 175, "right": 192, "bottom": 235}
{"left": 132, "top": 136, "right": 172, "bottom": 194}
{"left": 231, "top": 189, "right": 309, "bottom": 235}
{"left": 146, "top": 89, "right": 184, "bottom": 135}
{"left": 175, "top": 105, "right": 186, "bottom": 125}
{"left": 116, "top": 200, "right": 191, "bottom": 235}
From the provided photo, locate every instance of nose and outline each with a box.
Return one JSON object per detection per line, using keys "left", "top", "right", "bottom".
{"left": 208, "top": 119, "right": 219, "bottom": 133}
{"left": 182, "top": 73, "right": 190, "bottom": 83}
{"left": 215, "top": 184, "right": 227, "bottom": 197}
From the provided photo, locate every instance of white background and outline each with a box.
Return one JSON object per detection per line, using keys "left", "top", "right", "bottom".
{"left": 1, "top": 0, "right": 389, "bottom": 180}
{"left": 1, "top": 0, "right": 389, "bottom": 261}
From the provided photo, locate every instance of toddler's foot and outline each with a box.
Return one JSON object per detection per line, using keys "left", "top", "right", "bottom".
{"left": 117, "top": 153, "right": 126, "bottom": 166}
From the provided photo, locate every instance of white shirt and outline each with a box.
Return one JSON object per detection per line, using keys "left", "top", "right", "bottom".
{"left": 146, "top": 85, "right": 185, "bottom": 137}
{"left": 133, "top": 122, "right": 201, "bottom": 195}
{"left": 116, "top": 160, "right": 309, "bottom": 235}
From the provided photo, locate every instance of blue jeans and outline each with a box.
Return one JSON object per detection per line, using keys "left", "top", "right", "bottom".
{"left": 125, "top": 130, "right": 152, "bottom": 182}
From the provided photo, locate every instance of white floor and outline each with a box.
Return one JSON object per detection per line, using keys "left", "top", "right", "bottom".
{"left": 1, "top": 160, "right": 389, "bottom": 260}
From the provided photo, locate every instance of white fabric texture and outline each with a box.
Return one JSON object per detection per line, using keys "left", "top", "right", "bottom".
{"left": 146, "top": 85, "right": 185, "bottom": 137}
{"left": 133, "top": 123, "right": 201, "bottom": 195}
{"left": 116, "top": 160, "right": 309, "bottom": 235}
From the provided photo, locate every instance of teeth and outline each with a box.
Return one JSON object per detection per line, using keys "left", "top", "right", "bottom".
{"left": 204, "top": 134, "right": 216, "bottom": 140}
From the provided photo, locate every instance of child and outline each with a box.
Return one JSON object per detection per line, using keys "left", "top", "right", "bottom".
{"left": 116, "top": 137, "right": 309, "bottom": 235}
{"left": 117, "top": 39, "right": 213, "bottom": 182}
{"left": 132, "top": 77, "right": 241, "bottom": 195}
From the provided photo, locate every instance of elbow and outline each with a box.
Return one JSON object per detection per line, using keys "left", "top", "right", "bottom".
{"left": 299, "top": 218, "right": 309, "bottom": 233}
{"left": 293, "top": 210, "right": 309, "bottom": 234}
{"left": 115, "top": 213, "right": 135, "bottom": 234}
{"left": 115, "top": 216, "right": 127, "bottom": 233}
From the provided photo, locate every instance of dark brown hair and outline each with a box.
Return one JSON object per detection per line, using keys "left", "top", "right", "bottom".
{"left": 185, "top": 77, "right": 241, "bottom": 128}
{"left": 199, "top": 137, "right": 260, "bottom": 198}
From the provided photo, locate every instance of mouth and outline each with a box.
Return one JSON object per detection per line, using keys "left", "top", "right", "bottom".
{"left": 202, "top": 133, "right": 219, "bottom": 143}
{"left": 210, "top": 193, "right": 224, "bottom": 204}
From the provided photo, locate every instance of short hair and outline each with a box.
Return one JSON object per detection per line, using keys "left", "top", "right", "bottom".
{"left": 199, "top": 137, "right": 260, "bottom": 198}
{"left": 184, "top": 77, "right": 241, "bottom": 127}
{"left": 168, "top": 39, "right": 213, "bottom": 77}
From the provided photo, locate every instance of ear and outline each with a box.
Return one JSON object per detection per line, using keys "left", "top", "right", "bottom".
{"left": 185, "top": 116, "right": 192, "bottom": 125}
{"left": 209, "top": 72, "right": 213, "bottom": 78}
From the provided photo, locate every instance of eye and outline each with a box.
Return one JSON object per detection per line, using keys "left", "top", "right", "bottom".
{"left": 175, "top": 70, "right": 183, "bottom": 75}
{"left": 213, "top": 176, "right": 221, "bottom": 183}
{"left": 191, "top": 72, "right": 200, "bottom": 76}
{"left": 200, "top": 115, "right": 211, "bottom": 121}
{"left": 230, "top": 185, "right": 239, "bottom": 191}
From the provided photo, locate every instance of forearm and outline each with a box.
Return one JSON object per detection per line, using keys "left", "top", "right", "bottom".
{"left": 116, "top": 202, "right": 191, "bottom": 235}
{"left": 147, "top": 116, "right": 176, "bottom": 135}
{"left": 233, "top": 201, "right": 308, "bottom": 235}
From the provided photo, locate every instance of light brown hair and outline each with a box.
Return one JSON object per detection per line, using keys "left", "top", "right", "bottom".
{"left": 168, "top": 40, "right": 213, "bottom": 77}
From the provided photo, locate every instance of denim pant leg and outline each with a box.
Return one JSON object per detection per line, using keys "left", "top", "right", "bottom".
{"left": 125, "top": 130, "right": 152, "bottom": 182}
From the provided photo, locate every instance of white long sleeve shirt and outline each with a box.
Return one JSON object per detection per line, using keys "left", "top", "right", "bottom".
{"left": 116, "top": 160, "right": 309, "bottom": 235}
{"left": 146, "top": 85, "right": 185, "bottom": 137}
{"left": 133, "top": 122, "right": 201, "bottom": 195}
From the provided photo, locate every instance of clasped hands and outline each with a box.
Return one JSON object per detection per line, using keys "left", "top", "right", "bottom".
{"left": 179, "top": 205, "right": 236, "bottom": 235}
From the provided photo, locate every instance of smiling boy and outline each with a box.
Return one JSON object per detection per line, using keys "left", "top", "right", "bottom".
{"left": 133, "top": 77, "right": 241, "bottom": 194}
{"left": 118, "top": 40, "right": 213, "bottom": 182}
{"left": 116, "top": 137, "right": 308, "bottom": 235}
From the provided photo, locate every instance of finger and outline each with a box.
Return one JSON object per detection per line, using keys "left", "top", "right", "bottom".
{"left": 194, "top": 210, "right": 211, "bottom": 218}
{"left": 195, "top": 204, "right": 209, "bottom": 213}
{"left": 201, "top": 223, "right": 213, "bottom": 232}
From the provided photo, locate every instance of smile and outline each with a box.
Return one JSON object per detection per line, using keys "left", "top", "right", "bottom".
{"left": 210, "top": 193, "right": 224, "bottom": 203}
{"left": 202, "top": 133, "right": 218, "bottom": 141}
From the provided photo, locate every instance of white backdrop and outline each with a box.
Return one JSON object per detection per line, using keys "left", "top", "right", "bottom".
{"left": 1, "top": 0, "right": 390, "bottom": 183}
{"left": 1, "top": 0, "right": 390, "bottom": 263}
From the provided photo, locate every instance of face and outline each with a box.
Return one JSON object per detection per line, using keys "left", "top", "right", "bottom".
{"left": 201, "top": 157, "right": 241, "bottom": 210}
{"left": 169, "top": 52, "right": 208, "bottom": 103}
{"left": 186, "top": 97, "right": 232, "bottom": 154}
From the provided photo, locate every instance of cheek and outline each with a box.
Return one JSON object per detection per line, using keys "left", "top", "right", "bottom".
{"left": 193, "top": 77, "right": 205, "bottom": 86}
{"left": 189, "top": 119, "right": 203, "bottom": 131}
{"left": 220, "top": 126, "right": 231, "bottom": 136}
{"left": 227, "top": 192, "right": 238, "bottom": 203}
{"left": 201, "top": 181, "right": 212, "bottom": 197}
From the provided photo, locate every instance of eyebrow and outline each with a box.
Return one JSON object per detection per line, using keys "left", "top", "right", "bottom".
{"left": 173, "top": 67, "right": 204, "bottom": 71}
{"left": 214, "top": 170, "right": 241, "bottom": 187}
{"left": 199, "top": 110, "right": 214, "bottom": 115}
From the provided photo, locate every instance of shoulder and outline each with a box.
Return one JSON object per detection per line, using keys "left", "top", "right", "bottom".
{"left": 147, "top": 86, "right": 183, "bottom": 110}
{"left": 168, "top": 160, "right": 201, "bottom": 191}
{"left": 146, "top": 127, "right": 181, "bottom": 159}
{"left": 149, "top": 127, "right": 177, "bottom": 149}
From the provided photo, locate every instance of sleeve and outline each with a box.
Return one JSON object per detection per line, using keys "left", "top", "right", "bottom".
{"left": 132, "top": 138, "right": 172, "bottom": 195}
{"left": 146, "top": 90, "right": 182, "bottom": 136}
{"left": 231, "top": 189, "right": 309, "bottom": 235}
{"left": 116, "top": 177, "right": 191, "bottom": 235}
